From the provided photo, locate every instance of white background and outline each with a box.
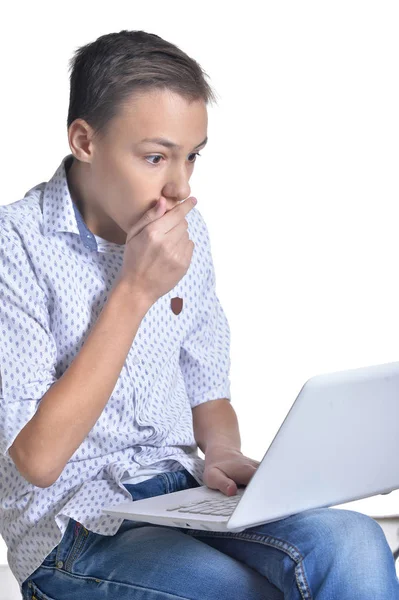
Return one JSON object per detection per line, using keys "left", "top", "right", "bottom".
{"left": 0, "top": 0, "right": 399, "bottom": 571}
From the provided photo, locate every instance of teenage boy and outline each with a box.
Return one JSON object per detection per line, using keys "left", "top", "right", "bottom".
{"left": 1, "top": 29, "right": 398, "bottom": 600}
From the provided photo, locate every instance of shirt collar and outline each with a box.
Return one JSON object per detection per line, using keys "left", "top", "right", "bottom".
{"left": 42, "top": 154, "right": 98, "bottom": 251}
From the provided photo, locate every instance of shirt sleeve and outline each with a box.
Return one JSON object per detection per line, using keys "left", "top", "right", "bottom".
{"left": 0, "top": 221, "right": 58, "bottom": 459}
{"left": 179, "top": 213, "right": 232, "bottom": 408}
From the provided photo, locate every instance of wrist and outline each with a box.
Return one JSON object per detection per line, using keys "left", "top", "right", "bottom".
{"left": 205, "top": 443, "right": 242, "bottom": 455}
{"left": 111, "top": 278, "right": 153, "bottom": 315}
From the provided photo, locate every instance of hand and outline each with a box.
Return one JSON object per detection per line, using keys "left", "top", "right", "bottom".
{"left": 117, "top": 196, "right": 197, "bottom": 306}
{"left": 203, "top": 444, "right": 260, "bottom": 496}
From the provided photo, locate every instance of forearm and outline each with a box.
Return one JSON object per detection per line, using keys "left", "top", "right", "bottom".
{"left": 191, "top": 398, "right": 241, "bottom": 454}
{"left": 9, "top": 280, "right": 151, "bottom": 488}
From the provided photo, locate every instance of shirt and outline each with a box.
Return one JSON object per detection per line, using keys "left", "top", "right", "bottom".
{"left": 0, "top": 154, "right": 232, "bottom": 588}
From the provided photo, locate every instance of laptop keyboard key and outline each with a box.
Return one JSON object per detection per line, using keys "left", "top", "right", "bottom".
{"left": 166, "top": 495, "right": 241, "bottom": 516}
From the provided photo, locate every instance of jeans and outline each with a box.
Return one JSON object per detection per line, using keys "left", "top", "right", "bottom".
{"left": 21, "top": 468, "right": 399, "bottom": 599}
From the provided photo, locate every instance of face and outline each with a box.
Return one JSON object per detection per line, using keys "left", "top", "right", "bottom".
{"left": 67, "top": 88, "right": 208, "bottom": 245}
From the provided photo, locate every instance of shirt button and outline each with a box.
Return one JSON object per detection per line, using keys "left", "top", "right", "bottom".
{"left": 56, "top": 560, "right": 64, "bottom": 568}
{"left": 132, "top": 355, "right": 140, "bottom": 366}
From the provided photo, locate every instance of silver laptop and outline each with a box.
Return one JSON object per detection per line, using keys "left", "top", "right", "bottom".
{"left": 102, "top": 361, "right": 399, "bottom": 533}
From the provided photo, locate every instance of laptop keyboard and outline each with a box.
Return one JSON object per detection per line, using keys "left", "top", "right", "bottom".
{"left": 165, "top": 495, "right": 241, "bottom": 517}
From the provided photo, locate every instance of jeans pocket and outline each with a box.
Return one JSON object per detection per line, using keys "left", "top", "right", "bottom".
{"left": 40, "top": 545, "right": 58, "bottom": 568}
{"left": 24, "top": 578, "right": 57, "bottom": 600}
{"left": 63, "top": 521, "right": 91, "bottom": 572}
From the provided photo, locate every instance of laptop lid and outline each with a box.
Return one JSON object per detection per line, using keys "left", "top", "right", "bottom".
{"left": 227, "top": 361, "right": 399, "bottom": 530}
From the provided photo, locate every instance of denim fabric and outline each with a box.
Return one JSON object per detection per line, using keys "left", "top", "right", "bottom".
{"left": 21, "top": 468, "right": 399, "bottom": 600}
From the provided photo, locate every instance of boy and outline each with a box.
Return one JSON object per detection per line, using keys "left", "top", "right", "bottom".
{"left": 0, "top": 29, "right": 398, "bottom": 599}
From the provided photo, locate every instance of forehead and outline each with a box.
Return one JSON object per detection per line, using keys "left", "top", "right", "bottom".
{"left": 114, "top": 89, "right": 208, "bottom": 140}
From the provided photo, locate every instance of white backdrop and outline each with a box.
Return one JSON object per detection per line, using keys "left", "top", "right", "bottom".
{"left": 1, "top": 0, "right": 399, "bottom": 565}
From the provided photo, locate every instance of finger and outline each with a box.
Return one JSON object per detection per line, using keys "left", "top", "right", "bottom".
{"left": 220, "top": 462, "right": 257, "bottom": 487}
{"left": 126, "top": 196, "right": 168, "bottom": 243}
{"left": 243, "top": 458, "right": 260, "bottom": 470}
{"left": 207, "top": 466, "right": 237, "bottom": 496}
{"left": 127, "top": 195, "right": 196, "bottom": 241}
{"left": 156, "top": 196, "right": 197, "bottom": 235}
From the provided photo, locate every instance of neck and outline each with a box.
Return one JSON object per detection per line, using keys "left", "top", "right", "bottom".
{"left": 66, "top": 156, "right": 126, "bottom": 245}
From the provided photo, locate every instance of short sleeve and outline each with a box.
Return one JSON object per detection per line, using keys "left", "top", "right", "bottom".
{"left": 179, "top": 216, "right": 232, "bottom": 408}
{"left": 0, "top": 222, "right": 58, "bottom": 458}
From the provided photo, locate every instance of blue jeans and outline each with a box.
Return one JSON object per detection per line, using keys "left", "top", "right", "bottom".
{"left": 21, "top": 468, "right": 399, "bottom": 599}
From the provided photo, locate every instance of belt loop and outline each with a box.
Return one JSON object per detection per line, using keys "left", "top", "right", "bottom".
{"left": 74, "top": 521, "right": 82, "bottom": 536}
{"left": 159, "top": 472, "right": 171, "bottom": 494}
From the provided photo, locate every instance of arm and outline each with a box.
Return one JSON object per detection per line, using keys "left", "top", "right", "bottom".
{"left": 9, "top": 280, "right": 150, "bottom": 488}
{"left": 192, "top": 397, "right": 241, "bottom": 454}
{"left": 179, "top": 211, "right": 256, "bottom": 494}
{"left": 0, "top": 221, "right": 152, "bottom": 488}
{"left": 192, "top": 398, "right": 260, "bottom": 496}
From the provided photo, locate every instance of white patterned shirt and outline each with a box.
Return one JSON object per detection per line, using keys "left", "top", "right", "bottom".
{"left": 0, "top": 154, "right": 232, "bottom": 588}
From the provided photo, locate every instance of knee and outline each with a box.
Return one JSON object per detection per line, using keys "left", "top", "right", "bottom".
{"left": 305, "top": 508, "right": 389, "bottom": 559}
{"left": 324, "top": 509, "right": 390, "bottom": 558}
{"left": 305, "top": 509, "right": 397, "bottom": 594}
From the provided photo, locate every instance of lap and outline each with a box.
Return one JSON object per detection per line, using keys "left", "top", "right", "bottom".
{"left": 21, "top": 470, "right": 282, "bottom": 600}
{"left": 24, "top": 520, "right": 279, "bottom": 600}
{"left": 184, "top": 506, "right": 396, "bottom": 599}
{"left": 186, "top": 503, "right": 388, "bottom": 558}
{"left": 23, "top": 468, "right": 393, "bottom": 600}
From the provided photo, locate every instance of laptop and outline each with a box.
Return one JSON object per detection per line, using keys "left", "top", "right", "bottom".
{"left": 102, "top": 361, "right": 399, "bottom": 533}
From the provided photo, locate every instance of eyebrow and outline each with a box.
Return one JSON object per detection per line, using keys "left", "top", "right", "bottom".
{"left": 138, "top": 136, "right": 208, "bottom": 150}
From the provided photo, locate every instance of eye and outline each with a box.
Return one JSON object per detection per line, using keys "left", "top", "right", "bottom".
{"left": 145, "top": 152, "right": 202, "bottom": 166}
